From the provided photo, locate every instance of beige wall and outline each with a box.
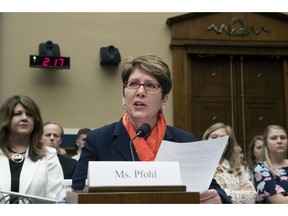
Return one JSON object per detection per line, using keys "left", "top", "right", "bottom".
{"left": 0, "top": 12, "right": 183, "bottom": 131}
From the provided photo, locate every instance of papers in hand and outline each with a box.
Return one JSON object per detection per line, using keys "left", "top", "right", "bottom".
{"left": 155, "top": 136, "right": 229, "bottom": 193}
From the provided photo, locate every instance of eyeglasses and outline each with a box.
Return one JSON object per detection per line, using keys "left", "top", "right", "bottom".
{"left": 124, "top": 81, "right": 161, "bottom": 92}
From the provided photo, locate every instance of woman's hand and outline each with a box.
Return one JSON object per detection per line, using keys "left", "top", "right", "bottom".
{"left": 239, "top": 183, "right": 254, "bottom": 190}
{"left": 200, "top": 189, "right": 222, "bottom": 204}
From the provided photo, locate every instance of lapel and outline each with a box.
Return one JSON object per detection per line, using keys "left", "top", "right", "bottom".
{"left": 0, "top": 151, "right": 11, "bottom": 191}
{"left": 0, "top": 151, "right": 13, "bottom": 203}
{"left": 19, "top": 153, "right": 40, "bottom": 194}
{"left": 163, "top": 126, "right": 173, "bottom": 141}
{"left": 112, "top": 121, "right": 133, "bottom": 161}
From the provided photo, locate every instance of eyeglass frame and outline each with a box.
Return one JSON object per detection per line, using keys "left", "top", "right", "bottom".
{"left": 124, "top": 81, "right": 162, "bottom": 92}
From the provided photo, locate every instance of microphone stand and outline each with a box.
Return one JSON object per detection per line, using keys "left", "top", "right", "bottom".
{"left": 129, "top": 123, "right": 151, "bottom": 161}
{"left": 130, "top": 133, "right": 140, "bottom": 161}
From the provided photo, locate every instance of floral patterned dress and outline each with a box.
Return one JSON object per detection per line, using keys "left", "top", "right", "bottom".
{"left": 253, "top": 162, "right": 288, "bottom": 203}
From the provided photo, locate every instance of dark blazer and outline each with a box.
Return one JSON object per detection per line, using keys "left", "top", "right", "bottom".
{"left": 72, "top": 119, "right": 231, "bottom": 203}
{"left": 57, "top": 154, "right": 77, "bottom": 179}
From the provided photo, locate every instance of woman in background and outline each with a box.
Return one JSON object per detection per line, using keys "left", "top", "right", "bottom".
{"left": 246, "top": 135, "right": 264, "bottom": 183}
{"left": 0, "top": 95, "right": 63, "bottom": 203}
{"left": 253, "top": 125, "right": 288, "bottom": 203}
{"left": 202, "top": 122, "right": 257, "bottom": 203}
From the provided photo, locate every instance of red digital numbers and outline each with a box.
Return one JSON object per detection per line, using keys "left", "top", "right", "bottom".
{"left": 30, "top": 55, "right": 69, "bottom": 69}
{"left": 43, "top": 57, "right": 50, "bottom": 67}
{"left": 42, "top": 57, "right": 65, "bottom": 67}
{"left": 54, "top": 58, "right": 64, "bottom": 66}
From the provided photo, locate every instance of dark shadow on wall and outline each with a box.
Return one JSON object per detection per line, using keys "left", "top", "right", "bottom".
{"left": 30, "top": 69, "right": 71, "bottom": 86}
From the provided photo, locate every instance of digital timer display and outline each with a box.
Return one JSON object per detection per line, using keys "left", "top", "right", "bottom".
{"left": 29, "top": 55, "right": 70, "bottom": 69}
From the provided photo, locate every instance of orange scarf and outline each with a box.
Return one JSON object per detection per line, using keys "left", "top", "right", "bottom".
{"left": 122, "top": 112, "right": 166, "bottom": 161}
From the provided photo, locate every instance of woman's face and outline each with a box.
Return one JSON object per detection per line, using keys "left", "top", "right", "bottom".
{"left": 235, "top": 145, "right": 244, "bottom": 161}
{"left": 208, "top": 128, "right": 228, "bottom": 140}
{"left": 267, "top": 128, "right": 287, "bottom": 156}
{"left": 207, "top": 128, "right": 229, "bottom": 152}
{"left": 123, "top": 68, "right": 168, "bottom": 127}
{"left": 253, "top": 140, "right": 263, "bottom": 161}
{"left": 9, "top": 103, "right": 34, "bottom": 137}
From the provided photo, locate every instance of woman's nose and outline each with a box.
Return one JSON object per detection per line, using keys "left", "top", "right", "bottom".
{"left": 21, "top": 113, "right": 28, "bottom": 120}
{"left": 136, "top": 86, "right": 146, "bottom": 97}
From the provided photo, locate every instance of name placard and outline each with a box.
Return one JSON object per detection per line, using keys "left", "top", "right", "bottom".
{"left": 87, "top": 161, "right": 182, "bottom": 187}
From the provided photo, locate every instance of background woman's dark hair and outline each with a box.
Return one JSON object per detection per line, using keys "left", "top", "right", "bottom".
{"left": 121, "top": 54, "right": 172, "bottom": 98}
{"left": 0, "top": 95, "right": 46, "bottom": 161}
{"left": 246, "top": 135, "right": 264, "bottom": 170}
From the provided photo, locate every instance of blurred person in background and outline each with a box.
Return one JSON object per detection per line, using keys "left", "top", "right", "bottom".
{"left": 72, "top": 128, "right": 91, "bottom": 161}
{"left": 253, "top": 125, "right": 288, "bottom": 203}
{"left": 42, "top": 121, "right": 77, "bottom": 179}
{"left": 203, "top": 122, "right": 257, "bottom": 203}
{"left": 246, "top": 135, "right": 264, "bottom": 184}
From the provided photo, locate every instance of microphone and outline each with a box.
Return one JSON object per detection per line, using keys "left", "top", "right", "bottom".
{"left": 136, "top": 123, "right": 151, "bottom": 138}
{"left": 129, "top": 123, "right": 151, "bottom": 161}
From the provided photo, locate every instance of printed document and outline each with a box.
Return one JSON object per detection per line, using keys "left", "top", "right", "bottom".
{"left": 155, "top": 136, "right": 229, "bottom": 193}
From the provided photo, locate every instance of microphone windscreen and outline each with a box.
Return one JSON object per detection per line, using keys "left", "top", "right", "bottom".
{"left": 136, "top": 123, "right": 151, "bottom": 137}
